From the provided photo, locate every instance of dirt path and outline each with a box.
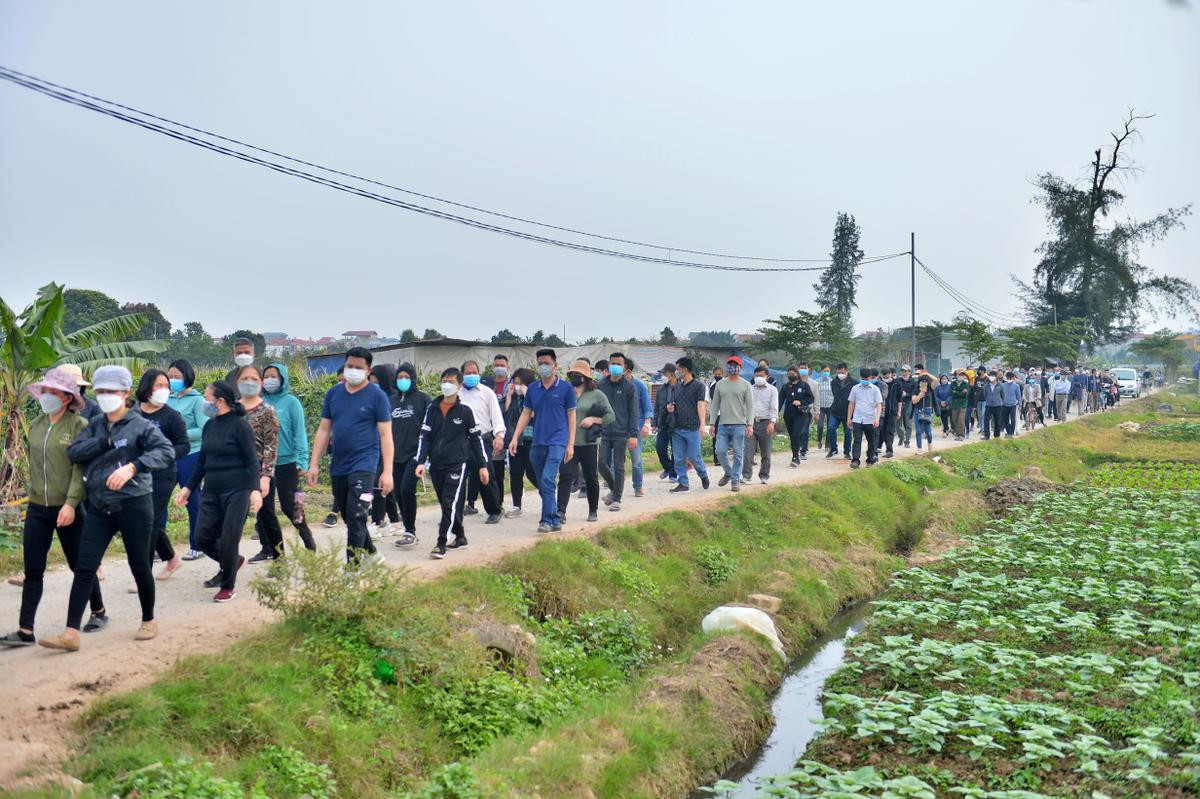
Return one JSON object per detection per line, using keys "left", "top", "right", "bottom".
{"left": 0, "top": 416, "right": 1082, "bottom": 787}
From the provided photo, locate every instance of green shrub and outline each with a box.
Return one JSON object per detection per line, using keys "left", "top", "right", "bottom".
{"left": 1148, "top": 420, "right": 1200, "bottom": 442}
{"left": 403, "top": 762, "right": 481, "bottom": 799}
{"left": 254, "top": 745, "right": 337, "bottom": 798}
{"left": 694, "top": 544, "right": 738, "bottom": 585}
{"left": 113, "top": 758, "right": 259, "bottom": 799}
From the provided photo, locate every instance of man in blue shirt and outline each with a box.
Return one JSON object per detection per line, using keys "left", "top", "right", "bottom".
{"left": 307, "top": 347, "right": 394, "bottom": 562}
{"left": 624, "top": 358, "right": 653, "bottom": 498}
{"left": 1000, "top": 371, "right": 1023, "bottom": 437}
{"left": 508, "top": 348, "right": 576, "bottom": 532}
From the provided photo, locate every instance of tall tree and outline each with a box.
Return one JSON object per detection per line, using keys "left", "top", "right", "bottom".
{"left": 813, "top": 212, "right": 864, "bottom": 324}
{"left": 490, "top": 328, "right": 518, "bottom": 344}
{"left": 659, "top": 326, "right": 678, "bottom": 346}
{"left": 62, "top": 288, "right": 121, "bottom": 333}
{"left": 758, "top": 309, "right": 852, "bottom": 365}
{"left": 121, "top": 302, "right": 172, "bottom": 341}
{"left": 1129, "top": 329, "right": 1188, "bottom": 378}
{"left": 689, "top": 330, "right": 737, "bottom": 348}
{"left": 952, "top": 314, "right": 1004, "bottom": 365}
{"left": 1023, "top": 111, "right": 1195, "bottom": 346}
{"left": 421, "top": 328, "right": 444, "bottom": 340}
{"left": 399, "top": 329, "right": 417, "bottom": 343}
{"left": 999, "top": 319, "right": 1088, "bottom": 366}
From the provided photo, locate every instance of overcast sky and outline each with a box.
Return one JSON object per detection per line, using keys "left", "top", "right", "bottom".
{"left": 1, "top": 1, "right": 1197, "bottom": 342}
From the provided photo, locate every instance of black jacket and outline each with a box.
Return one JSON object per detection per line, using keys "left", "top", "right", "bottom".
{"left": 895, "top": 376, "right": 918, "bottom": 406}
{"left": 881, "top": 378, "right": 902, "bottom": 415}
{"left": 778, "top": 379, "right": 815, "bottom": 416}
{"left": 654, "top": 381, "right": 678, "bottom": 431}
{"left": 416, "top": 399, "right": 487, "bottom": 469}
{"left": 68, "top": 409, "right": 175, "bottom": 511}
{"left": 597, "top": 376, "right": 638, "bottom": 439}
{"left": 830, "top": 375, "right": 855, "bottom": 418}
{"left": 131, "top": 405, "right": 190, "bottom": 485}
{"left": 390, "top": 388, "right": 431, "bottom": 462}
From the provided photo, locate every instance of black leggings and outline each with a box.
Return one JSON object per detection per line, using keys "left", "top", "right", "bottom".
{"left": 67, "top": 495, "right": 154, "bottom": 630}
{"left": 558, "top": 444, "right": 600, "bottom": 516}
{"left": 504, "top": 443, "right": 537, "bottom": 509}
{"left": 150, "top": 474, "right": 177, "bottom": 563}
{"left": 371, "top": 458, "right": 399, "bottom": 525}
{"left": 196, "top": 489, "right": 251, "bottom": 590}
{"left": 258, "top": 464, "right": 317, "bottom": 556}
{"left": 19, "top": 502, "right": 104, "bottom": 631}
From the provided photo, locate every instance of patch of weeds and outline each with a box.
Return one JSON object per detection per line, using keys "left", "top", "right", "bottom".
{"left": 402, "top": 762, "right": 481, "bottom": 799}
{"left": 694, "top": 544, "right": 738, "bottom": 585}
{"left": 252, "top": 744, "right": 337, "bottom": 798}
{"left": 597, "top": 555, "right": 662, "bottom": 602}
{"left": 1147, "top": 419, "right": 1200, "bottom": 442}
{"left": 113, "top": 757, "right": 259, "bottom": 799}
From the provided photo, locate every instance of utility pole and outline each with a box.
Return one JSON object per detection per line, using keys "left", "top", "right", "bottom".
{"left": 910, "top": 232, "right": 916, "bottom": 366}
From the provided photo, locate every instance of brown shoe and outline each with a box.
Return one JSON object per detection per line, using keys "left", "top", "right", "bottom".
{"left": 135, "top": 620, "right": 158, "bottom": 641}
{"left": 38, "top": 630, "right": 81, "bottom": 651}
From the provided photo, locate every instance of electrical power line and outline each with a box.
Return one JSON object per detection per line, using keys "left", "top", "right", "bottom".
{"left": 913, "top": 255, "right": 1024, "bottom": 325}
{"left": 0, "top": 65, "right": 910, "bottom": 270}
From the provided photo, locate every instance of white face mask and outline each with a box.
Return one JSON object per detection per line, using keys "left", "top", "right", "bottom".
{"left": 96, "top": 393, "right": 124, "bottom": 414}
{"left": 440, "top": 382, "right": 459, "bottom": 398}
{"left": 233, "top": 353, "right": 254, "bottom": 367}
{"left": 754, "top": 376, "right": 767, "bottom": 387}
{"left": 150, "top": 387, "right": 171, "bottom": 407}
{"left": 238, "top": 380, "right": 262, "bottom": 398}
{"left": 38, "top": 393, "right": 64, "bottom": 415}
{"left": 343, "top": 367, "right": 367, "bottom": 386}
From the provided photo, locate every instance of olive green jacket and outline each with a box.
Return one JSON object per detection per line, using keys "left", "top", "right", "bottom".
{"left": 27, "top": 412, "right": 87, "bottom": 508}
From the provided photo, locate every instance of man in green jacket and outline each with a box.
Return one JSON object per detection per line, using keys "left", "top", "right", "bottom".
{"left": 257, "top": 362, "right": 316, "bottom": 558}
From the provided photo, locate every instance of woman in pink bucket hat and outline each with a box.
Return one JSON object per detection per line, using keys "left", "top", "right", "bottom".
{"left": 0, "top": 368, "right": 108, "bottom": 647}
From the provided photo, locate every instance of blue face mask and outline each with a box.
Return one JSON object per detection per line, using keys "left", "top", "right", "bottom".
{"left": 859, "top": 379, "right": 870, "bottom": 387}
{"left": 396, "top": 377, "right": 412, "bottom": 393}
{"left": 463, "top": 374, "right": 481, "bottom": 389}
{"left": 169, "top": 378, "right": 185, "bottom": 394}
{"left": 608, "top": 364, "right": 624, "bottom": 378}
{"left": 822, "top": 371, "right": 830, "bottom": 378}
{"left": 797, "top": 369, "right": 809, "bottom": 377}
{"left": 201, "top": 401, "right": 217, "bottom": 418}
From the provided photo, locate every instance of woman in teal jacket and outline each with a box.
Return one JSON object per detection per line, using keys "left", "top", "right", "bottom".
{"left": 167, "top": 359, "right": 208, "bottom": 560}
{"left": 256, "top": 362, "right": 316, "bottom": 558}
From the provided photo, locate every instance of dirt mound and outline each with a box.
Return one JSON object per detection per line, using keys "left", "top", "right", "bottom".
{"left": 983, "top": 475, "right": 1067, "bottom": 517}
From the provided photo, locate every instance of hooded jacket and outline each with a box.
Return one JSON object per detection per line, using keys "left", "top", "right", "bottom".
{"left": 27, "top": 411, "right": 88, "bottom": 509}
{"left": 262, "top": 362, "right": 310, "bottom": 468}
{"left": 167, "top": 387, "right": 209, "bottom": 455}
{"left": 68, "top": 409, "right": 175, "bottom": 511}
{"left": 388, "top": 362, "right": 431, "bottom": 462}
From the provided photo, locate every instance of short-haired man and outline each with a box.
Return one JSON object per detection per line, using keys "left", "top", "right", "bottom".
{"left": 485, "top": 354, "right": 510, "bottom": 399}
{"left": 458, "top": 359, "right": 507, "bottom": 523}
{"left": 707, "top": 365, "right": 725, "bottom": 467}
{"left": 668, "top": 357, "right": 710, "bottom": 493}
{"left": 508, "top": 348, "right": 576, "bottom": 532}
{"left": 895, "top": 365, "right": 917, "bottom": 448}
{"left": 597, "top": 352, "right": 639, "bottom": 512}
{"left": 624, "top": 357, "right": 653, "bottom": 498}
{"left": 307, "top": 347, "right": 394, "bottom": 563}
{"left": 743, "top": 366, "right": 779, "bottom": 484}
{"left": 709, "top": 356, "right": 753, "bottom": 492}
{"left": 653, "top": 363, "right": 679, "bottom": 482}
{"left": 815, "top": 364, "right": 832, "bottom": 451}
{"left": 847, "top": 368, "right": 883, "bottom": 468}
{"left": 1001, "top": 371, "right": 1022, "bottom": 437}
{"left": 826, "top": 363, "right": 854, "bottom": 459}
{"left": 225, "top": 337, "right": 256, "bottom": 383}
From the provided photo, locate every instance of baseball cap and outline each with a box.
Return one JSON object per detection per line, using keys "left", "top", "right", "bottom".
{"left": 726, "top": 355, "right": 743, "bottom": 367}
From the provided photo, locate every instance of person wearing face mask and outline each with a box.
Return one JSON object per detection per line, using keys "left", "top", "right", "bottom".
{"left": 981, "top": 370, "right": 1005, "bottom": 440}
{"left": 623, "top": 357, "right": 654, "bottom": 499}
{"left": 1000, "top": 371, "right": 1023, "bottom": 437}
{"left": 484, "top": 354, "right": 510, "bottom": 399}
{"left": 814, "top": 364, "right": 833, "bottom": 451}
{"left": 934, "top": 375, "right": 952, "bottom": 438}
{"left": 596, "top": 353, "right": 640, "bottom": 511}
{"left": 166, "top": 360, "right": 208, "bottom": 560}
{"left": 846, "top": 368, "right": 883, "bottom": 469}
{"left": 508, "top": 349, "right": 576, "bottom": 531}
{"left": 910, "top": 364, "right": 936, "bottom": 451}
{"left": 385, "top": 362, "right": 429, "bottom": 546}
{"left": 707, "top": 365, "right": 725, "bottom": 468}
{"left": 1, "top": 369, "right": 106, "bottom": 648}
{"left": 458, "top": 360, "right": 506, "bottom": 523}
{"left": 224, "top": 337, "right": 256, "bottom": 384}
{"left": 894, "top": 366, "right": 917, "bottom": 448}
{"left": 877, "top": 368, "right": 901, "bottom": 457}
{"left": 652, "top": 363, "right": 679, "bottom": 482}
{"left": 708, "top": 356, "right": 754, "bottom": 492}
{"left": 779, "top": 365, "right": 812, "bottom": 467}
{"left": 56, "top": 364, "right": 102, "bottom": 422}
{"left": 415, "top": 368, "right": 489, "bottom": 559}
{"left": 366, "top": 364, "right": 402, "bottom": 537}
{"left": 39, "top": 366, "right": 174, "bottom": 651}
{"left": 499, "top": 368, "right": 536, "bottom": 518}
{"left": 1022, "top": 372, "right": 1043, "bottom": 431}
{"left": 307, "top": 348, "right": 394, "bottom": 564}
{"left": 742, "top": 366, "right": 779, "bottom": 485}
{"left": 227, "top": 366, "right": 279, "bottom": 570}
{"left": 825, "top": 363, "right": 854, "bottom": 460}
{"left": 557, "top": 360, "right": 615, "bottom": 520}
{"left": 128, "top": 369, "right": 190, "bottom": 591}
{"left": 950, "top": 371, "right": 970, "bottom": 441}
{"left": 668, "top": 357, "right": 712, "bottom": 493}
{"left": 259, "top": 363, "right": 317, "bottom": 556}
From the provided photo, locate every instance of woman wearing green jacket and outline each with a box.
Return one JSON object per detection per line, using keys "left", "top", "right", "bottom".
{"left": 257, "top": 362, "right": 316, "bottom": 557}
{"left": 1, "top": 368, "right": 107, "bottom": 647}
{"left": 167, "top": 359, "right": 208, "bottom": 560}
{"left": 949, "top": 372, "right": 971, "bottom": 441}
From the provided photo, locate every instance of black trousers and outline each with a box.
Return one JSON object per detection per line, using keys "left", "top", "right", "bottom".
{"left": 19, "top": 502, "right": 103, "bottom": 631}
{"left": 1005, "top": 405, "right": 1018, "bottom": 436}
{"left": 258, "top": 464, "right": 317, "bottom": 556}
{"left": 331, "top": 471, "right": 375, "bottom": 559}
{"left": 877, "top": 411, "right": 897, "bottom": 454}
{"left": 196, "top": 489, "right": 251, "bottom": 590}
{"left": 598, "top": 438, "right": 627, "bottom": 501}
{"left": 67, "top": 495, "right": 154, "bottom": 630}
{"left": 466, "top": 433, "right": 502, "bottom": 514}
{"left": 431, "top": 463, "right": 468, "bottom": 546}
{"left": 505, "top": 442, "right": 536, "bottom": 509}
{"left": 558, "top": 444, "right": 600, "bottom": 515}
{"left": 939, "top": 407, "right": 951, "bottom": 434}
{"left": 851, "top": 422, "right": 878, "bottom": 465}
{"left": 149, "top": 473, "right": 177, "bottom": 563}
{"left": 392, "top": 459, "right": 420, "bottom": 533}
{"left": 784, "top": 411, "right": 811, "bottom": 459}
{"left": 371, "top": 457, "right": 399, "bottom": 525}
{"left": 984, "top": 406, "right": 1005, "bottom": 439}
{"left": 655, "top": 428, "right": 676, "bottom": 477}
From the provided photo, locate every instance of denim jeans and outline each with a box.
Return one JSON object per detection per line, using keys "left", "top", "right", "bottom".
{"left": 672, "top": 429, "right": 708, "bottom": 488}
{"left": 175, "top": 451, "right": 202, "bottom": 549}
{"left": 529, "top": 443, "right": 565, "bottom": 526}
{"left": 975, "top": 401, "right": 986, "bottom": 435}
{"left": 914, "top": 410, "right": 933, "bottom": 449}
{"left": 826, "top": 415, "right": 851, "bottom": 455}
{"left": 630, "top": 430, "right": 646, "bottom": 490}
{"left": 715, "top": 424, "right": 747, "bottom": 483}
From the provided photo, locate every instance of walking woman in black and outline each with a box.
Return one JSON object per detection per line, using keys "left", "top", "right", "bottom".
{"left": 176, "top": 381, "right": 262, "bottom": 603}
{"left": 39, "top": 366, "right": 175, "bottom": 651}
{"left": 129, "top": 368, "right": 190, "bottom": 593}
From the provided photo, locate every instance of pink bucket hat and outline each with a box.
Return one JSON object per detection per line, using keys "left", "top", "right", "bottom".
{"left": 27, "top": 367, "right": 86, "bottom": 412}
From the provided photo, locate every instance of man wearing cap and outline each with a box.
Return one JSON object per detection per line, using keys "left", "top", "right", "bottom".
{"left": 56, "top": 363, "right": 101, "bottom": 421}
{"left": 652, "top": 363, "right": 678, "bottom": 482}
{"left": 708, "top": 355, "right": 753, "bottom": 492}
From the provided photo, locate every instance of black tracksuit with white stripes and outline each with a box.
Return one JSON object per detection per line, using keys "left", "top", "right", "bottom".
{"left": 415, "top": 398, "right": 487, "bottom": 546}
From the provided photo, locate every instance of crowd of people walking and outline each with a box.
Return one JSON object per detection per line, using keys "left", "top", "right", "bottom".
{"left": 1, "top": 338, "right": 1131, "bottom": 651}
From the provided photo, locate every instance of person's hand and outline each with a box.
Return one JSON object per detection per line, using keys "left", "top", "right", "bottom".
{"left": 379, "top": 471, "right": 394, "bottom": 495}
{"left": 705, "top": 426, "right": 713, "bottom": 438}
{"left": 767, "top": 422, "right": 775, "bottom": 435}
{"left": 508, "top": 439, "right": 519, "bottom": 457}
{"left": 492, "top": 436, "right": 504, "bottom": 455}
{"left": 414, "top": 464, "right": 425, "bottom": 479}
{"left": 259, "top": 475, "right": 271, "bottom": 496}
{"left": 176, "top": 487, "right": 191, "bottom": 507}
{"left": 479, "top": 467, "right": 490, "bottom": 485}
{"left": 792, "top": 400, "right": 802, "bottom": 407}
{"left": 106, "top": 463, "right": 136, "bottom": 491}
{"left": 564, "top": 445, "right": 574, "bottom": 464}
{"left": 745, "top": 424, "right": 753, "bottom": 437}
{"left": 306, "top": 467, "right": 319, "bottom": 488}
{"left": 666, "top": 402, "right": 675, "bottom": 413}
{"left": 873, "top": 419, "right": 880, "bottom": 428}
{"left": 627, "top": 436, "right": 637, "bottom": 451}
{"left": 641, "top": 422, "right": 650, "bottom": 436}
{"left": 56, "top": 504, "right": 76, "bottom": 528}
{"left": 249, "top": 490, "right": 263, "bottom": 515}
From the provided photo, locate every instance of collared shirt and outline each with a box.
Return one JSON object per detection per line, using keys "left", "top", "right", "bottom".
{"left": 750, "top": 382, "right": 779, "bottom": 422}
{"left": 458, "top": 384, "right": 506, "bottom": 437}
{"left": 674, "top": 378, "right": 707, "bottom": 431}
{"left": 816, "top": 375, "right": 834, "bottom": 409}
{"left": 847, "top": 383, "right": 883, "bottom": 424}
{"left": 1053, "top": 378, "right": 1071, "bottom": 395}
{"left": 525, "top": 376, "right": 576, "bottom": 447}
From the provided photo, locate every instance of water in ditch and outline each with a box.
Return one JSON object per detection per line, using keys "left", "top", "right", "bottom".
{"left": 701, "top": 601, "right": 874, "bottom": 798}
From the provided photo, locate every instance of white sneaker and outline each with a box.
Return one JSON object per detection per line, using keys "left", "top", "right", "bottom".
{"left": 368, "top": 552, "right": 386, "bottom": 566}
{"left": 368, "top": 523, "right": 384, "bottom": 541}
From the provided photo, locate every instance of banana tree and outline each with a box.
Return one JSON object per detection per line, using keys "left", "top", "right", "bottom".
{"left": 0, "top": 283, "right": 167, "bottom": 503}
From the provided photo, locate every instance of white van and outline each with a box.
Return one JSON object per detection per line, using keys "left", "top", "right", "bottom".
{"left": 1112, "top": 367, "right": 1140, "bottom": 398}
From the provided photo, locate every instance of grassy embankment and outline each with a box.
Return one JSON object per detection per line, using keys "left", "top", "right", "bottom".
{"left": 12, "top": 394, "right": 1196, "bottom": 798}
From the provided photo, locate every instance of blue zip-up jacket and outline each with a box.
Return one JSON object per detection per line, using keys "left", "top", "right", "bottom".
{"left": 983, "top": 382, "right": 1005, "bottom": 407}
{"left": 1001, "top": 380, "right": 1023, "bottom": 406}
{"left": 933, "top": 383, "right": 951, "bottom": 407}
{"left": 167, "top": 387, "right": 208, "bottom": 455}
{"left": 262, "top": 361, "right": 309, "bottom": 467}
{"left": 632, "top": 377, "right": 653, "bottom": 430}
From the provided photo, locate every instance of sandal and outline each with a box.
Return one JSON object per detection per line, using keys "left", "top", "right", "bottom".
{"left": 82, "top": 612, "right": 108, "bottom": 633}
{"left": 0, "top": 630, "right": 35, "bottom": 647}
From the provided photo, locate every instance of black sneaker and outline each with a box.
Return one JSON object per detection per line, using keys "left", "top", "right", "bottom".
{"left": 883, "top": 451, "right": 895, "bottom": 459}
{"left": 485, "top": 514, "right": 501, "bottom": 525}
{"left": 718, "top": 475, "right": 731, "bottom": 487}
{"left": 430, "top": 545, "right": 446, "bottom": 560}
{"left": 322, "top": 513, "right": 338, "bottom": 528}
{"left": 0, "top": 630, "right": 35, "bottom": 647}
{"left": 82, "top": 612, "right": 108, "bottom": 633}
{"left": 551, "top": 524, "right": 562, "bottom": 532}
{"left": 204, "top": 571, "right": 224, "bottom": 589}
{"left": 825, "top": 451, "right": 835, "bottom": 459}
{"left": 800, "top": 453, "right": 808, "bottom": 460}
{"left": 669, "top": 484, "right": 689, "bottom": 493}
{"left": 850, "top": 461, "right": 861, "bottom": 469}
{"left": 789, "top": 459, "right": 799, "bottom": 467}
{"left": 701, "top": 475, "right": 711, "bottom": 489}
{"left": 248, "top": 550, "right": 274, "bottom": 564}
{"left": 448, "top": 537, "right": 469, "bottom": 550}
{"left": 586, "top": 512, "right": 598, "bottom": 522}
{"left": 463, "top": 504, "right": 479, "bottom": 516}
{"left": 659, "top": 470, "right": 671, "bottom": 480}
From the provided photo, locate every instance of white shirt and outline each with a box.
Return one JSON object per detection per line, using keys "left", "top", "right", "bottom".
{"left": 750, "top": 382, "right": 779, "bottom": 422}
{"left": 458, "top": 384, "right": 506, "bottom": 437}
{"left": 847, "top": 383, "right": 883, "bottom": 424}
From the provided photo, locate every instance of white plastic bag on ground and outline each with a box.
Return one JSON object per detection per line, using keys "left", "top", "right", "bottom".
{"left": 701, "top": 606, "right": 786, "bottom": 661}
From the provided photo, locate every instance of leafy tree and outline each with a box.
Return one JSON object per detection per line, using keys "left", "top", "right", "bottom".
{"left": 421, "top": 329, "right": 444, "bottom": 340}
{"left": 527, "top": 330, "right": 546, "bottom": 345}
{"left": 813, "top": 212, "right": 864, "bottom": 324}
{"left": 684, "top": 349, "right": 717, "bottom": 377}
{"left": 399, "top": 329, "right": 417, "bottom": 343}
{"left": 1129, "top": 329, "right": 1188, "bottom": 378}
{"left": 689, "top": 330, "right": 737, "bottom": 348}
{"left": 952, "top": 314, "right": 1004, "bottom": 365}
{"left": 999, "top": 319, "right": 1088, "bottom": 366}
{"left": 490, "top": 328, "right": 518, "bottom": 344}
{"left": 758, "top": 309, "right": 852, "bottom": 365}
{"left": 121, "top": 302, "right": 172, "bottom": 341}
{"left": 162, "top": 321, "right": 225, "bottom": 366}
{"left": 1022, "top": 112, "right": 1196, "bottom": 346}
{"left": 1, "top": 283, "right": 166, "bottom": 501}
{"left": 659, "top": 326, "right": 678, "bottom": 346}
{"left": 853, "top": 332, "right": 892, "bottom": 366}
{"left": 62, "top": 288, "right": 122, "bottom": 333}
{"left": 543, "top": 333, "right": 567, "bottom": 348}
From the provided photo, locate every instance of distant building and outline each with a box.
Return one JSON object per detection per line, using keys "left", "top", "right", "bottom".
{"left": 341, "top": 330, "right": 378, "bottom": 339}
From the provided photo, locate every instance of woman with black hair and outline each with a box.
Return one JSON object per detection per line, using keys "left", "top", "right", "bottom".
{"left": 129, "top": 368, "right": 190, "bottom": 591}
{"left": 557, "top": 360, "right": 614, "bottom": 523}
{"left": 500, "top": 367, "right": 538, "bottom": 518}
{"left": 167, "top": 359, "right": 208, "bottom": 560}
{"left": 176, "top": 381, "right": 262, "bottom": 603}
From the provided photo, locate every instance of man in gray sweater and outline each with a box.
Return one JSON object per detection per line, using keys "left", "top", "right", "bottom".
{"left": 708, "top": 355, "right": 754, "bottom": 492}
{"left": 597, "top": 352, "right": 639, "bottom": 512}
